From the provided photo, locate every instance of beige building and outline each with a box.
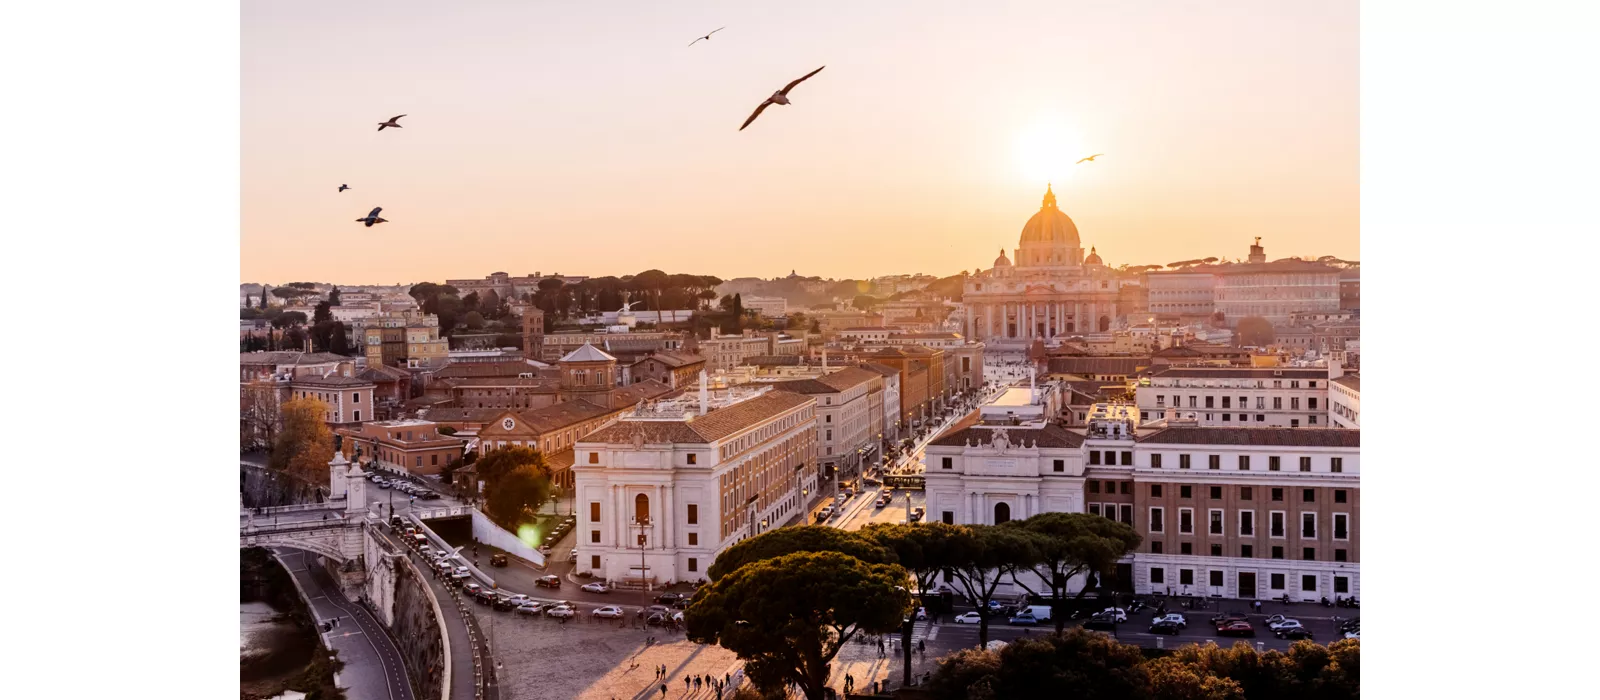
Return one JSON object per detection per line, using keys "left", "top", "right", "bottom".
{"left": 1136, "top": 366, "right": 1332, "bottom": 428}
{"left": 770, "top": 366, "right": 884, "bottom": 484}
{"left": 337, "top": 419, "right": 466, "bottom": 476}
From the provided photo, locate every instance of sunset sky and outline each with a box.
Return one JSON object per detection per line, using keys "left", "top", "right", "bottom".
{"left": 242, "top": 0, "right": 1357, "bottom": 285}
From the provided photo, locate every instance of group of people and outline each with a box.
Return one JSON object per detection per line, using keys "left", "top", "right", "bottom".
{"left": 652, "top": 669, "right": 732, "bottom": 698}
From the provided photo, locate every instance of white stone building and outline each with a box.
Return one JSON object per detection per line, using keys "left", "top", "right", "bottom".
{"left": 1135, "top": 366, "right": 1332, "bottom": 428}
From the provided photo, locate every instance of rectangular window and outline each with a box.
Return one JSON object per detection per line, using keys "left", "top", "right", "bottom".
{"left": 590, "top": 530, "right": 600, "bottom": 543}
{"left": 1303, "top": 488, "right": 1315, "bottom": 503}
{"left": 1335, "top": 489, "right": 1348, "bottom": 504}
{"left": 1270, "top": 573, "right": 1285, "bottom": 590}
{"left": 1273, "top": 397, "right": 1282, "bottom": 410}
{"left": 688, "top": 558, "right": 698, "bottom": 572}
{"left": 1179, "top": 569, "right": 1194, "bottom": 585}
{"left": 1240, "top": 511, "right": 1254, "bottom": 536}
{"left": 1210, "top": 570, "right": 1224, "bottom": 586}
{"left": 590, "top": 502, "right": 601, "bottom": 522}
{"left": 589, "top": 452, "right": 599, "bottom": 464}
{"left": 1210, "top": 543, "right": 1222, "bottom": 556}
{"left": 1309, "top": 398, "right": 1318, "bottom": 410}
{"left": 1209, "top": 509, "right": 1223, "bottom": 534}
{"left": 1150, "top": 484, "right": 1163, "bottom": 498}
{"left": 1241, "top": 396, "right": 1248, "bottom": 409}
{"left": 1238, "top": 455, "right": 1250, "bottom": 470}
{"left": 1089, "top": 503, "right": 1102, "bottom": 516}
{"left": 1121, "top": 451, "right": 1133, "bottom": 466}
{"left": 688, "top": 533, "right": 698, "bottom": 546}
{"left": 1149, "top": 507, "right": 1164, "bottom": 533}
{"left": 1179, "top": 508, "right": 1194, "bottom": 534}
{"left": 1179, "top": 454, "right": 1191, "bottom": 469}
{"left": 687, "top": 454, "right": 697, "bottom": 465}
{"left": 1150, "top": 567, "right": 1165, "bottom": 584}
{"left": 1331, "top": 457, "right": 1343, "bottom": 473}
{"left": 1181, "top": 485, "right": 1192, "bottom": 498}
{"left": 1303, "top": 547, "right": 1316, "bottom": 561}
{"left": 1241, "top": 544, "right": 1254, "bottom": 558}
{"left": 1241, "top": 487, "right": 1253, "bottom": 500}
{"left": 1334, "top": 576, "right": 1349, "bottom": 593}
{"left": 1181, "top": 541, "right": 1193, "bottom": 555}
{"left": 591, "top": 555, "right": 601, "bottom": 569}
{"left": 1189, "top": 396, "right": 1197, "bottom": 408}
{"left": 1256, "top": 414, "right": 1265, "bottom": 422}
{"left": 1270, "top": 511, "right": 1286, "bottom": 537}
{"left": 1156, "top": 395, "right": 1165, "bottom": 407}
{"left": 1271, "top": 488, "right": 1284, "bottom": 502}
{"left": 1151, "top": 454, "right": 1163, "bottom": 469}
{"left": 1121, "top": 482, "right": 1132, "bottom": 495}
{"left": 1291, "top": 397, "right": 1300, "bottom": 410}
{"left": 1269, "top": 457, "right": 1281, "bottom": 472}
{"left": 1335, "top": 548, "right": 1348, "bottom": 562}
{"left": 1300, "top": 457, "right": 1312, "bottom": 472}
{"left": 1089, "top": 481, "right": 1101, "bottom": 494}
{"left": 1205, "top": 396, "right": 1214, "bottom": 408}
{"left": 942, "top": 511, "right": 954, "bottom": 525}
{"left": 1209, "top": 486, "right": 1222, "bottom": 500}
{"left": 1222, "top": 397, "right": 1231, "bottom": 408}
{"left": 687, "top": 504, "right": 699, "bottom": 525}
{"left": 432, "top": 454, "right": 438, "bottom": 466}
{"left": 1272, "top": 546, "right": 1284, "bottom": 559}
{"left": 1256, "top": 397, "right": 1264, "bottom": 410}
{"left": 1089, "top": 451, "right": 1101, "bottom": 465}
{"left": 1104, "top": 480, "right": 1117, "bottom": 493}
{"left": 1302, "top": 512, "right": 1317, "bottom": 538}
{"left": 825, "top": 430, "right": 832, "bottom": 441}
{"left": 1302, "top": 574, "right": 1317, "bottom": 591}
{"left": 1208, "top": 455, "right": 1220, "bottom": 470}
{"left": 1103, "top": 451, "right": 1117, "bottom": 466}
{"left": 1052, "top": 459, "right": 1064, "bottom": 472}
{"left": 1151, "top": 541, "right": 1163, "bottom": 554}
{"left": 1334, "top": 513, "right": 1349, "bottom": 540}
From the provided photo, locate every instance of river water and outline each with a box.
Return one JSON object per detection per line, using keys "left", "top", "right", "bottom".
{"left": 240, "top": 549, "right": 320, "bottom": 698}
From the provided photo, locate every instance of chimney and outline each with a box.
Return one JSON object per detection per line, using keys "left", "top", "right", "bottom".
{"left": 698, "top": 370, "right": 709, "bottom": 415}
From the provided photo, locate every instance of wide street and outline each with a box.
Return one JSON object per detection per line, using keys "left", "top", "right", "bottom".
{"left": 274, "top": 548, "right": 415, "bottom": 700}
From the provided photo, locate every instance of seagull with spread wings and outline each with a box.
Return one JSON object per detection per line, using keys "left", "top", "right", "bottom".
{"left": 688, "top": 27, "right": 725, "bottom": 47}
{"left": 377, "top": 115, "right": 405, "bottom": 131}
{"left": 739, "top": 66, "right": 825, "bottom": 131}
{"left": 1076, "top": 154, "right": 1104, "bottom": 164}
{"left": 338, "top": 184, "right": 350, "bottom": 192}
{"left": 355, "top": 207, "right": 388, "bottom": 227}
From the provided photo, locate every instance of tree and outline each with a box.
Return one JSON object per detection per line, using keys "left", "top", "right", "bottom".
{"left": 327, "top": 322, "right": 351, "bottom": 355}
{"left": 272, "top": 286, "right": 318, "bottom": 301}
{"left": 464, "top": 311, "right": 485, "bottom": 330}
{"left": 328, "top": 286, "right": 341, "bottom": 306}
{"left": 852, "top": 294, "right": 880, "bottom": 311}
{"left": 697, "top": 288, "right": 718, "bottom": 309}
{"left": 1147, "top": 657, "right": 1246, "bottom": 700}
{"left": 808, "top": 319, "right": 821, "bottom": 333}
{"left": 934, "top": 524, "right": 1040, "bottom": 650}
{"left": 863, "top": 521, "right": 974, "bottom": 686}
{"left": 732, "top": 293, "right": 744, "bottom": 331}
{"left": 473, "top": 446, "right": 547, "bottom": 484}
{"left": 1151, "top": 639, "right": 1359, "bottom": 700}
{"left": 686, "top": 551, "right": 913, "bottom": 700}
{"left": 708, "top": 525, "right": 897, "bottom": 581}
{"left": 926, "top": 629, "right": 1152, "bottom": 700}
{"left": 462, "top": 291, "right": 480, "bottom": 312}
{"left": 271, "top": 311, "right": 307, "bottom": 329}
{"left": 485, "top": 465, "right": 551, "bottom": 529}
{"left": 259, "top": 286, "right": 270, "bottom": 309}
{"left": 1236, "top": 316, "right": 1275, "bottom": 347}
{"left": 313, "top": 301, "right": 333, "bottom": 325}
{"left": 480, "top": 289, "right": 500, "bottom": 317}
{"left": 270, "top": 397, "right": 335, "bottom": 486}
{"left": 1002, "top": 512, "right": 1143, "bottom": 634}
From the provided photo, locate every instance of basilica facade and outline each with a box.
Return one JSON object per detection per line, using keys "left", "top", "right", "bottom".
{"left": 962, "top": 185, "right": 1130, "bottom": 348}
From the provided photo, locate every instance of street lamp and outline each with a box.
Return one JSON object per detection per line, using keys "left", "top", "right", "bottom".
{"left": 632, "top": 515, "right": 651, "bottom": 624}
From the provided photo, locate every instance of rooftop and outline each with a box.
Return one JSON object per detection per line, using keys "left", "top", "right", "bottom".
{"left": 929, "top": 424, "right": 1087, "bottom": 449}
{"left": 1147, "top": 366, "right": 1328, "bottom": 379}
{"left": 240, "top": 351, "right": 348, "bottom": 366}
{"left": 1135, "top": 426, "right": 1360, "bottom": 448}
{"left": 292, "top": 375, "right": 375, "bottom": 388}
{"left": 581, "top": 389, "right": 814, "bottom": 445}
{"left": 559, "top": 343, "right": 617, "bottom": 363}
{"left": 1333, "top": 375, "right": 1360, "bottom": 392}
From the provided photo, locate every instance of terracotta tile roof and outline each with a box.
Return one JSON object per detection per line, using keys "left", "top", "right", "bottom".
{"left": 605, "top": 380, "right": 677, "bottom": 409}
{"left": 439, "top": 376, "right": 561, "bottom": 390}
{"left": 240, "top": 351, "right": 347, "bottom": 366}
{"left": 857, "top": 362, "right": 900, "bottom": 377}
{"left": 869, "top": 347, "right": 909, "bottom": 358}
{"left": 545, "top": 448, "right": 577, "bottom": 472}
{"left": 1333, "top": 375, "right": 1360, "bottom": 392}
{"left": 417, "top": 407, "right": 502, "bottom": 424}
{"left": 748, "top": 355, "right": 804, "bottom": 366}
{"left": 581, "top": 390, "right": 814, "bottom": 445}
{"left": 632, "top": 351, "right": 706, "bottom": 369}
{"left": 560, "top": 344, "right": 618, "bottom": 363}
{"left": 433, "top": 360, "right": 547, "bottom": 379}
{"left": 1136, "top": 426, "right": 1359, "bottom": 447}
{"left": 292, "top": 375, "right": 375, "bottom": 388}
{"left": 517, "top": 399, "right": 616, "bottom": 433}
{"left": 1148, "top": 366, "right": 1327, "bottom": 379}
{"left": 358, "top": 364, "right": 410, "bottom": 382}
{"left": 770, "top": 367, "right": 880, "bottom": 395}
{"left": 1047, "top": 357, "right": 1151, "bottom": 376}
{"left": 929, "top": 424, "right": 1087, "bottom": 449}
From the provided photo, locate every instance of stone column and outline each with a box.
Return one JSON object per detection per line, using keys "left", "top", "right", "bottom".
{"left": 965, "top": 305, "right": 974, "bottom": 339}
{"left": 1074, "top": 302, "right": 1082, "bottom": 333}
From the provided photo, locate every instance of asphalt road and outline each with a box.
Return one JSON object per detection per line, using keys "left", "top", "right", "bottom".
{"left": 274, "top": 548, "right": 415, "bottom": 700}
{"left": 372, "top": 528, "right": 492, "bottom": 700}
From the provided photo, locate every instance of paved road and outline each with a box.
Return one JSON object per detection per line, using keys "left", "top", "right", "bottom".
{"left": 274, "top": 548, "right": 415, "bottom": 700}
{"left": 373, "top": 528, "right": 492, "bottom": 700}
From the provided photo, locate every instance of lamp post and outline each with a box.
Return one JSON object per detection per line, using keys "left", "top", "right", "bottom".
{"left": 632, "top": 515, "right": 651, "bottom": 626}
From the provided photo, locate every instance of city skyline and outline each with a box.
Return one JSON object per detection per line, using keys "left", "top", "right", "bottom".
{"left": 244, "top": 0, "right": 1357, "bottom": 285}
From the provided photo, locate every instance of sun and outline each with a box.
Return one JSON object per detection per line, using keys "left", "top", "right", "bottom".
{"left": 1013, "top": 122, "right": 1089, "bottom": 185}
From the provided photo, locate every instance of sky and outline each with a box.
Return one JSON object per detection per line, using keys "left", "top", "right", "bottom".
{"left": 242, "top": 0, "right": 1357, "bottom": 286}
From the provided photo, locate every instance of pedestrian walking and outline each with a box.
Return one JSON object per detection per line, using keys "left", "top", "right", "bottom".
{"left": 685, "top": 676, "right": 691, "bottom": 691}
{"left": 660, "top": 683, "right": 667, "bottom": 698}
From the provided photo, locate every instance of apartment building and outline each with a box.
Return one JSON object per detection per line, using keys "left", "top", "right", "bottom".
{"left": 1136, "top": 366, "right": 1331, "bottom": 427}
{"left": 770, "top": 366, "right": 883, "bottom": 483}
{"left": 336, "top": 419, "right": 466, "bottom": 476}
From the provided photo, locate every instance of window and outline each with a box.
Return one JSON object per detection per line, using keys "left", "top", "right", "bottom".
{"left": 1150, "top": 567, "right": 1165, "bottom": 584}
{"left": 1302, "top": 574, "right": 1317, "bottom": 591}
{"left": 1271, "top": 546, "right": 1284, "bottom": 559}
{"left": 1210, "top": 544, "right": 1222, "bottom": 556}
{"left": 1256, "top": 397, "right": 1264, "bottom": 410}
{"left": 1209, "top": 486, "right": 1222, "bottom": 499}
{"left": 1331, "top": 457, "right": 1343, "bottom": 473}
{"left": 1151, "top": 454, "right": 1163, "bottom": 468}
{"left": 1241, "top": 487, "right": 1253, "bottom": 500}
{"left": 825, "top": 415, "right": 831, "bottom": 423}
{"left": 1180, "top": 485, "right": 1192, "bottom": 498}
{"left": 1121, "top": 504, "right": 1133, "bottom": 525}
{"left": 1291, "top": 397, "right": 1300, "bottom": 410}
{"left": 1179, "top": 454, "right": 1191, "bottom": 469}
{"left": 688, "top": 533, "right": 698, "bottom": 546}
{"left": 635, "top": 494, "right": 650, "bottom": 522}
{"left": 1302, "top": 512, "right": 1317, "bottom": 538}
{"left": 1179, "top": 569, "right": 1194, "bottom": 585}
{"left": 1089, "top": 503, "right": 1101, "bottom": 516}
{"left": 1240, "top": 396, "right": 1248, "bottom": 408}
{"left": 1303, "top": 547, "right": 1316, "bottom": 561}
{"left": 994, "top": 502, "right": 1011, "bottom": 524}
{"left": 942, "top": 511, "right": 954, "bottom": 524}
{"left": 1156, "top": 395, "right": 1165, "bottom": 407}
{"left": 1309, "top": 416, "right": 1318, "bottom": 425}
{"left": 1104, "top": 480, "right": 1117, "bottom": 493}
{"left": 1222, "top": 397, "right": 1231, "bottom": 408}
{"left": 1181, "top": 542, "right": 1194, "bottom": 556}
{"left": 432, "top": 454, "right": 438, "bottom": 466}
{"left": 1270, "top": 511, "right": 1286, "bottom": 537}
{"left": 1151, "top": 541, "right": 1163, "bottom": 553}
{"left": 1256, "top": 414, "right": 1265, "bottom": 422}
{"left": 1089, "top": 451, "right": 1101, "bottom": 465}
{"left": 1240, "top": 511, "right": 1255, "bottom": 536}
{"left": 590, "top": 502, "right": 601, "bottom": 522}
{"left": 1209, "top": 570, "right": 1224, "bottom": 586}
{"left": 1103, "top": 452, "right": 1117, "bottom": 466}
{"left": 1273, "top": 397, "right": 1282, "bottom": 410}
{"left": 825, "top": 430, "right": 832, "bottom": 441}
{"left": 1205, "top": 396, "right": 1214, "bottom": 408}
{"left": 1089, "top": 481, "right": 1101, "bottom": 494}
{"left": 688, "top": 558, "right": 698, "bottom": 572}
{"left": 1334, "top": 576, "right": 1349, "bottom": 594}
{"left": 1121, "top": 451, "right": 1133, "bottom": 466}
{"left": 1335, "top": 489, "right": 1348, "bottom": 504}
{"left": 590, "top": 530, "right": 600, "bottom": 543}
{"left": 1209, "top": 509, "right": 1223, "bottom": 534}
{"left": 1269, "top": 456, "right": 1281, "bottom": 472}
{"left": 1299, "top": 457, "right": 1312, "bottom": 472}
{"left": 1208, "top": 455, "right": 1220, "bottom": 470}
{"left": 1053, "top": 459, "right": 1064, "bottom": 472}
{"left": 941, "top": 457, "right": 952, "bottom": 470}
{"left": 687, "top": 454, "right": 697, "bottom": 465}
{"left": 1241, "top": 544, "right": 1254, "bottom": 558}
{"left": 1150, "top": 484, "right": 1163, "bottom": 497}
{"left": 1335, "top": 548, "right": 1348, "bottom": 562}
{"left": 1270, "top": 573, "right": 1285, "bottom": 590}
{"left": 589, "top": 452, "right": 599, "bottom": 464}
{"left": 1333, "top": 513, "right": 1349, "bottom": 540}
{"left": 354, "top": 410, "right": 360, "bottom": 421}
{"left": 1120, "top": 482, "right": 1132, "bottom": 495}
{"left": 687, "top": 504, "right": 698, "bottom": 525}
{"left": 353, "top": 393, "right": 360, "bottom": 404}
{"left": 1149, "top": 507, "right": 1164, "bottom": 533}
{"left": 1238, "top": 455, "right": 1250, "bottom": 470}
{"left": 1189, "top": 396, "right": 1197, "bottom": 408}
{"left": 1309, "top": 398, "right": 1318, "bottom": 410}
{"left": 1271, "top": 488, "right": 1284, "bottom": 502}
{"left": 591, "top": 555, "right": 601, "bottom": 569}
{"left": 1179, "top": 508, "right": 1194, "bottom": 534}
{"left": 1303, "top": 488, "right": 1315, "bottom": 503}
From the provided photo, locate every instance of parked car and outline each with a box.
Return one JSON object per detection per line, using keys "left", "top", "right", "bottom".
{"left": 1275, "top": 626, "right": 1315, "bottom": 640}
{"left": 1343, "top": 630, "right": 1360, "bottom": 640}
{"left": 953, "top": 612, "right": 983, "bottom": 624}
{"left": 536, "top": 575, "right": 562, "bottom": 589}
{"left": 1151, "top": 613, "right": 1188, "bottom": 629}
{"left": 472, "top": 588, "right": 496, "bottom": 604}
{"left": 1216, "top": 621, "right": 1256, "bottom": 637}
{"left": 816, "top": 506, "right": 834, "bottom": 521}
{"left": 1150, "top": 620, "right": 1184, "bottom": 635}
{"left": 515, "top": 603, "right": 545, "bottom": 616}
{"left": 592, "top": 605, "right": 625, "bottom": 619}
{"left": 545, "top": 605, "right": 576, "bottom": 619}
{"left": 1008, "top": 612, "right": 1039, "bottom": 626}
{"left": 913, "top": 607, "right": 927, "bottom": 621}
{"left": 569, "top": 548, "right": 577, "bottom": 560}
{"left": 646, "top": 613, "right": 669, "bottom": 627}
{"left": 646, "top": 605, "right": 672, "bottom": 617}
{"left": 581, "top": 582, "right": 609, "bottom": 593}
{"left": 1082, "top": 613, "right": 1118, "bottom": 631}
{"left": 493, "top": 595, "right": 517, "bottom": 611}
{"left": 419, "top": 492, "right": 441, "bottom": 500}
{"left": 490, "top": 553, "right": 508, "bottom": 567}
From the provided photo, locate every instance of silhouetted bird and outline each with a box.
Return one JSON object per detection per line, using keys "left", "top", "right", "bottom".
{"left": 377, "top": 115, "right": 405, "bottom": 131}
{"left": 739, "top": 66, "right": 825, "bottom": 131}
{"left": 1076, "top": 154, "right": 1104, "bottom": 164}
{"left": 688, "top": 27, "right": 725, "bottom": 47}
{"left": 338, "top": 184, "right": 350, "bottom": 192}
{"left": 355, "top": 207, "right": 388, "bottom": 227}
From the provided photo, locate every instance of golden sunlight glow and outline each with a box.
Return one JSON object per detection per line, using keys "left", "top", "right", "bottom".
{"left": 1014, "top": 121, "right": 1089, "bottom": 185}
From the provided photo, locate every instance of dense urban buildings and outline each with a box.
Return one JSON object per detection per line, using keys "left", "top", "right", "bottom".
{"left": 1135, "top": 366, "right": 1333, "bottom": 427}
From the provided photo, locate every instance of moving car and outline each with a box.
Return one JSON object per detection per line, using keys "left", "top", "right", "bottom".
{"left": 1211, "top": 612, "right": 1250, "bottom": 627}
{"left": 493, "top": 595, "right": 517, "bottom": 611}
{"left": 472, "top": 587, "right": 496, "bottom": 604}
{"left": 1007, "top": 612, "right": 1039, "bottom": 626}
{"left": 490, "top": 553, "right": 508, "bottom": 567}
{"left": 646, "top": 605, "right": 672, "bottom": 617}
{"left": 1151, "top": 613, "right": 1188, "bottom": 629}
{"left": 545, "top": 605, "right": 576, "bottom": 619}
{"left": 655, "top": 593, "right": 686, "bottom": 605}
{"left": 646, "top": 613, "right": 669, "bottom": 627}
{"left": 515, "top": 603, "right": 545, "bottom": 616}
{"left": 953, "top": 612, "right": 983, "bottom": 624}
{"left": 1099, "top": 607, "right": 1128, "bottom": 623}
{"left": 1275, "top": 626, "right": 1314, "bottom": 640}
{"left": 452, "top": 566, "right": 471, "bottom": 580}
{"left": 1082, "top": 613, "right": 1118, "bottom": 631}
{"left": 535, "top": 575, "right": 561, "bottom": 589}
{"left": 1216, "top": 621, "right": 1256, "bottom": 637}
{"left": 1269, "top": 619, "right": 1304, "bottom": 632}
{"left": 581, "top": 582, "right": 609, "bottom": 593}
{"left": 463, "top": 583, "right": 483, "bottom": 596}
{"left": 592, "top": 605, "right": 625, "bottom": 619}
{"left": 1149, "top": 620, "right": 1184, "bottom": 635}
{"left": 816, "top": 506, "right": 834, "bottom": 521}
{"left": 505, "top": 594, "right": 531, "bottom": 607}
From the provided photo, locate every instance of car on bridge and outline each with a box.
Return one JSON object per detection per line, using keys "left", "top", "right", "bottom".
{"left": 592, "top": 605, "right": 624, "bottom": 619}
{"left": 536, "top": 575, "right": 562, "bottom": 589}
{"left": 581, "top": 582, "right": 609, "bottom": 593}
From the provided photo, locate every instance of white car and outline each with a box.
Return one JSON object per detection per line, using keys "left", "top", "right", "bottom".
{"left": 1151, "top": 613, "right": 1188, "bottom": 628}
{"left": 1100, "top": 608, "right": 1128, "bottom": 622}
{"left": 1268, "top": 618, "right": 1303, "bottom": 632}
{"left": 515, "top": 603, "right": 545, "bottom": 616}
{"left": 452, "top": 566, "right": 471, "bottom": 579}
{"left": 953, "top": 612, "right": 983, "bottom": 624}
{"left": 1263, "top": 614, "right": 1299, "bottom": 630}
{"left": 913, "top": 607, "right": 927, "bottom": 621}
{"left": 505, "top": 594, "right": 532, "bottom": 607}
{"left": 1343, "top": 630, "right": 1359, "bottom": 640}
{"left": 581, "top": 582, "right": 609, "bottom": 593}
{"left": 592, "top": 605, "right": 624, "bottom": 619}
{"left": 545, "top": 605, "right": 576, "bottom": 619}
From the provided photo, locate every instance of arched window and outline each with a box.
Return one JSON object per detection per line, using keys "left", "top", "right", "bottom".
{"left": 994, "top": 502, "right": 1011, "bottom": 525}
{"left": 634, "top": 494, "right": 650, "bottom": 523}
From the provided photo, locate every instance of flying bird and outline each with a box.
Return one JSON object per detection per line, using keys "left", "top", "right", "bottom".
{"left": 1076, "top": 154, "right": 1104, "bottom": 164}
{"left": 377, "top": 115, "right": 405, "bottom": 131}
{"left": 355, "top": 207, "right": 388, "bottom": 227}
{"left": 739, "top": 66, "right": 825, "bottom": 131}
{"left": 338, "top": 184, "right": 350, "bottom": 192}
{"left": 688, "top": 27, "right": 725, "bottom": 47}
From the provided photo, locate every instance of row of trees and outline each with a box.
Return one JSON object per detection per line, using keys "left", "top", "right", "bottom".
{"left": 685, "top": 514, "right": 1143, "bottom": 700}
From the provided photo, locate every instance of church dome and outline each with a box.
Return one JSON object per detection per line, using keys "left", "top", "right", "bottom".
{"left": 1018, "top": 184, "right": 1080, "bottom": 248}
{"left": 993, "top": 249, "right": 1012, "bottom": 267}
{"left": 1085, "top": 246, "right": 1103, "bottom": 265}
